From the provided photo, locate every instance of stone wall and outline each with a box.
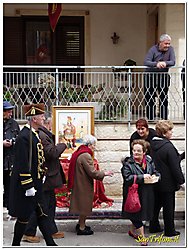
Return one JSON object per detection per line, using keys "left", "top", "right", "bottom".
{"left": 18, "top": 121, "right": 185, "bottom": 199}
{"left": 94, "top": 122, "right": 185, "bottom": 197}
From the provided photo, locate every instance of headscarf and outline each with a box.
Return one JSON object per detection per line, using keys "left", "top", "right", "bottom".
{"left": 67, "top": 145, "right": 93, "bottom": 190}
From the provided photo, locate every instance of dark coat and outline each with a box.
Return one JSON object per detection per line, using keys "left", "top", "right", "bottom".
{"left": 130, "top": 128, "right": 157, "bottom": 155}
{"left": 9, "top": 125, "right": 45, "bottom": 219}
{"left": 69, "top": 153, "right": 105, "bottom": 216}
{"left": 121, "top": 155, "right": 160, "bottom": 221}
{"left": 150, "top": 137, "right": 185, "bottom": 192}
{"left": 3, "top": 118, "right": 20, "bottom": 170}
{"left": 38, "top": 126, "right": 67, "bottom": 191}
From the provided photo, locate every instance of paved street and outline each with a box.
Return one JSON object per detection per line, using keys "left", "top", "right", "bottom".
{"left": 3, "top": 197, "right": 185, "bottom": 248}
{"left": 3, "top": 216, "right": 185, "bottom": 248}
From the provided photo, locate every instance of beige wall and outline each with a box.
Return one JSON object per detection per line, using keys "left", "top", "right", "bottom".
{"left": 165, "top": 3, "right": 185, "bottom": 66}
{"left": 4, "top": 3, "right": 185, "bottom": 67}
{"left": 3, "top": 3, "right": 147, "bottom": 66}
{"left": 94, "top": 122, "right": 185, "bottom": 196}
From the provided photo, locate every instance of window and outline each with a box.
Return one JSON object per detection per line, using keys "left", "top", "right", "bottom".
{"left": 4, "top": 16, "right": 84, "bottom": 66}
{"left": 26, "top": 21, "right": 52, "bottom": 64}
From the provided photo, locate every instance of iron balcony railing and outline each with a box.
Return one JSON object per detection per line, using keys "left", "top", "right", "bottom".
{"left": 3, "top": 65, "right": 185, "bottom": 123}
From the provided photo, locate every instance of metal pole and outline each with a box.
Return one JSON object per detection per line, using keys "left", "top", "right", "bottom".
{"left": 28, "top": 117, "right": 32, "bottom": 172}
{"left": 55, "top": 68, "right": 59, "bottom": 105}
{"left": 127, "top": 68, "right": 132, "bottom": 130}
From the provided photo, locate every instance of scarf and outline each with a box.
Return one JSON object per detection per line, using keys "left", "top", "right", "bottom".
{"left": 67, "top": 145, "right": 93, "bottom": 190}
{"left": 134, "top": 155, "right": 147, "bottom": 171}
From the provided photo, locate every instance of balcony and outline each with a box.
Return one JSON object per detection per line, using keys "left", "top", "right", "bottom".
{"left": 3, "top": 65, "right": 185, "bottom": 123}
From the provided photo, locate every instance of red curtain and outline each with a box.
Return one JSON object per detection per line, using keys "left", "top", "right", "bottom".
{"left": 55, "top": 159, "right": 114, "bottom": 208}
{"left": 48, "top": 3, "right": 62, "bottom": 32}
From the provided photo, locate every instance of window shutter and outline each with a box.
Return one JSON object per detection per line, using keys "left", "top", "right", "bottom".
{"left": 3, "top": 17, "right": 24, "bottom": 65}
{"left": 56, "top": 17, "right": 84, "bottom": 66}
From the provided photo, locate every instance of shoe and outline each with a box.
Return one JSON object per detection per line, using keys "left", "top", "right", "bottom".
{"left": 164, "top": 231, "right": 180, "bottom": 237}
{"left": 75, "top": 224, "right": 91, "bottom": 232}
{"left": 141, "top": 242, "right": 148, "bottom": 246}
{"left": 22, "top": 235, "right": 40, "bottom": 243}
{"left": 128, "top": 230, "right": 139, "bottom": 239}
{"left": 149, "top": 227, "right": 163, "bottom": 233}
{"left": 77, "top": 228, "right": 94, "bottom": 235}
{"left": 52, "top": 231, "right": 65, "bottom": 239}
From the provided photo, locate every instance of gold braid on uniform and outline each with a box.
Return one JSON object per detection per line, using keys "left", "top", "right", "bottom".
{"left": 37, "top": 140, "right": 45, "bottom": 179}
{"left": 17, "top": 219, "right": 29, "bottom": 224}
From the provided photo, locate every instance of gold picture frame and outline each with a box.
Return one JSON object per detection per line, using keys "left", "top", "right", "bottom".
{"left": 52, "top": 106, "right": 95, "bottom": 158}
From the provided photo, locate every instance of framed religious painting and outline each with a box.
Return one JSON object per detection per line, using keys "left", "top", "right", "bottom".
{"left": 52, "top": 106, "right": 95, "bottom": 158}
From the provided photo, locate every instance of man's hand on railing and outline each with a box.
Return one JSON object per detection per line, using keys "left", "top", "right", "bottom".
{"left": 157, "top": 61, "right": 167, "bottom": 68}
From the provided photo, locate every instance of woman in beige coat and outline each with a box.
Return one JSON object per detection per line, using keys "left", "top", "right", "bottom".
{"left": 68, "top": 135, "right": 113, "bottom": 235}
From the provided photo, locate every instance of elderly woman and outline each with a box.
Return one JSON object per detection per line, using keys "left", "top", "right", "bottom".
{"left": 121, "top": 139, "right": 160, "bottom": 246}
{"left": 130, "top": 118, "right": 157, "bottom": 156}
{"left": 149, "top": 120, "right": 185, "bottom": 237}
{"left": 68, "top": 134, "right": 113, "bottom": 235}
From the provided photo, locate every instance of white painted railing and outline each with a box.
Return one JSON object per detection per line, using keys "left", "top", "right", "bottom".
{"left": 3, "top": 65, "right": 185, "bottom": 123}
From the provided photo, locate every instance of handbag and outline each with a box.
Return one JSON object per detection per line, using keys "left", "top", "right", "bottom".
{"left": 124, "top": 175, "right": 141, "bottom": 213}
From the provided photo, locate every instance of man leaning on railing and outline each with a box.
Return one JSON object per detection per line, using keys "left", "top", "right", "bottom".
{"left": 144, "top": 34, "right": 176, "bottom": 121}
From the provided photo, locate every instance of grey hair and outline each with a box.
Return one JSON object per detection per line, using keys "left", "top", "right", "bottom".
{"left": 45, "top": 111, "right": 52, "bottom": 120}
{"left": 83, "top": 134, "right": 97, "bottom": 145}
{"left": 160, "top": 34, "right": 171, "bottom": 42}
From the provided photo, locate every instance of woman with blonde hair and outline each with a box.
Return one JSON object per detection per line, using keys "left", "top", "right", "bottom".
{"left": 149, "top": 120, "right": 185, "bottom": 236}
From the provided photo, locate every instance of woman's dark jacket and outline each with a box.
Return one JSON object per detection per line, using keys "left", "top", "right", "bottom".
{"left": 121, "top": 155, "right": 160, "bottom": 221}
{"left": 150, "top": 137, "right": 185, "bottom": 192}
{"left": 38, "top": 126, "right": 67, "bottom": 191}
{"left": 130, "top": 128, "right": 157, "bottom": 155}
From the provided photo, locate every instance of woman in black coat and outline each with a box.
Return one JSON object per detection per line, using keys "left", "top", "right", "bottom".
{"left": 149, "top": 120, "right": 185, "bottom": 237}
{"left": 121, "top": 139, "right": 160, "bottom": 246}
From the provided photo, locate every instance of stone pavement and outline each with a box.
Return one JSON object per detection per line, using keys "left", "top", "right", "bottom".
{"left": 3, "top": 197, "right": 185, "bottom": 247}
{"left": 3, "top": 218, "right": 185, "bottom": 247}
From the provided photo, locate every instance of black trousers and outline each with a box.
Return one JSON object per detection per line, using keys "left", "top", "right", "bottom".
{"left": 149, "top": 190, "right": 176, "bottom": 235}
{"left": 3, "top": 170, "right": 11, "bottom": 208}
{"left": 130, "top": 219, "right": 143, "bottom": 229}
{"left": 144, "top": 73, "right": 170, "bottom": 120}
{"left": 12, "top": 202, "right": 57, "bottom": 246}
{"left": 24, "top": 190, "right": 58, "bottom": 236}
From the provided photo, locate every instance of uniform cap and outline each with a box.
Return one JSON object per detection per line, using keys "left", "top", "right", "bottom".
{"left": 23, "top": 103, "right": 45, "bottom": 116}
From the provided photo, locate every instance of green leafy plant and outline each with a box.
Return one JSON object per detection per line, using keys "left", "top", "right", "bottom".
{"left": 99, "top": 97, "right": 127, "bottom": 120}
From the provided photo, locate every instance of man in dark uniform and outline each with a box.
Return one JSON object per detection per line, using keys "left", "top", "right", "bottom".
{"left": 23, "top": 114, "right": 67, "bottom": 242}
{"left": 8, "top": 103, "right": 57, "bottom": 246}
{"left": 3, "top": 101, "right": 20, "bottom": 210}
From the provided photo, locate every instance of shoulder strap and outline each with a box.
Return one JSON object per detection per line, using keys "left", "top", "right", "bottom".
{"left": 133, "top": 175, "right": 137, "bottom": 184}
